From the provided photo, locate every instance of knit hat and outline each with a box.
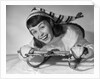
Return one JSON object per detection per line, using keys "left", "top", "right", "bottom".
{"left": 26, "top": 7, "right": 83, "bottom": 28}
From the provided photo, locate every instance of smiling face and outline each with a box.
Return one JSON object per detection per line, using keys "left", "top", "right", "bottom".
{"left": 29, "top": 20, "right": 54, "bottom": 44}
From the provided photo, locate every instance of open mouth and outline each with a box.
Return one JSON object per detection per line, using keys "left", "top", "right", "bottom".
{"left": 40, "top": 34, "right": 48, "bottom": 41}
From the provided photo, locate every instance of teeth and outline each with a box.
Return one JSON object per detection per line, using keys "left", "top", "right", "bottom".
{"left": 42, "top": 35, "right": 47, "bottom": 39}
{"left": 41, "top": 35, "right": 48, "bottom": 40}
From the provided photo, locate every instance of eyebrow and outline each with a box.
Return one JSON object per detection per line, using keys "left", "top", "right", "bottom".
{"left": 38, "top": 22, "right": 44, "bottom": 28}
{"left": 29, "top": 22, "right": 44, "bottom": 31}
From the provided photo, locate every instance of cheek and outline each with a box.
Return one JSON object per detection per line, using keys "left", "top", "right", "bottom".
{"left": 42, "top": 27, "right": 50, "bottom": 34}
{"left": 48, "top": 28, "right": 53, "bottom": 37}
{"left": 34, "top": 34, "right": 38, "bottom": 39}
{"left": 46, "top": 27, "right": 52, "bottom": 34}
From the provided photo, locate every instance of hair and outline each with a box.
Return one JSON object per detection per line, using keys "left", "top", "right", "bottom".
{"left": 26, "top": 15, "right": 65, "bottom": 48}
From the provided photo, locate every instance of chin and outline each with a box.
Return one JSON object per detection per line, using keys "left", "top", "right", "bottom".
{"left": 42, "top": 37, "right": 52, "bottom": 44}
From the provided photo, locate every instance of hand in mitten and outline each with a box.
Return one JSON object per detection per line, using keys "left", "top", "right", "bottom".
{"left": 18, "top": 45, "right": 35, "bottom": 61}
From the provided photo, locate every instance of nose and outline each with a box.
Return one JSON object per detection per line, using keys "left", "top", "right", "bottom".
{"left": 38, "top": 31, "right": 44, "bottom": 39}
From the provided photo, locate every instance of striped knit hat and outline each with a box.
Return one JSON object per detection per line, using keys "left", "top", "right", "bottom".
{"left": 26, "top": 7, "right": 83, "bottom": 28}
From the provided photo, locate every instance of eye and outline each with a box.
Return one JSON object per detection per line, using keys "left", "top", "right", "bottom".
{"left": 31, "top": 30, "right": 37, "bottom": 35}
{"left": 40, "top": 25, "right": 45, "bottom": 29}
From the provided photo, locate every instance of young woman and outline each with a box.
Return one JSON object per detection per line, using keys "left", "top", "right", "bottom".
{"left": 18, "top": 7, "right": 94, "bottom": 71}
